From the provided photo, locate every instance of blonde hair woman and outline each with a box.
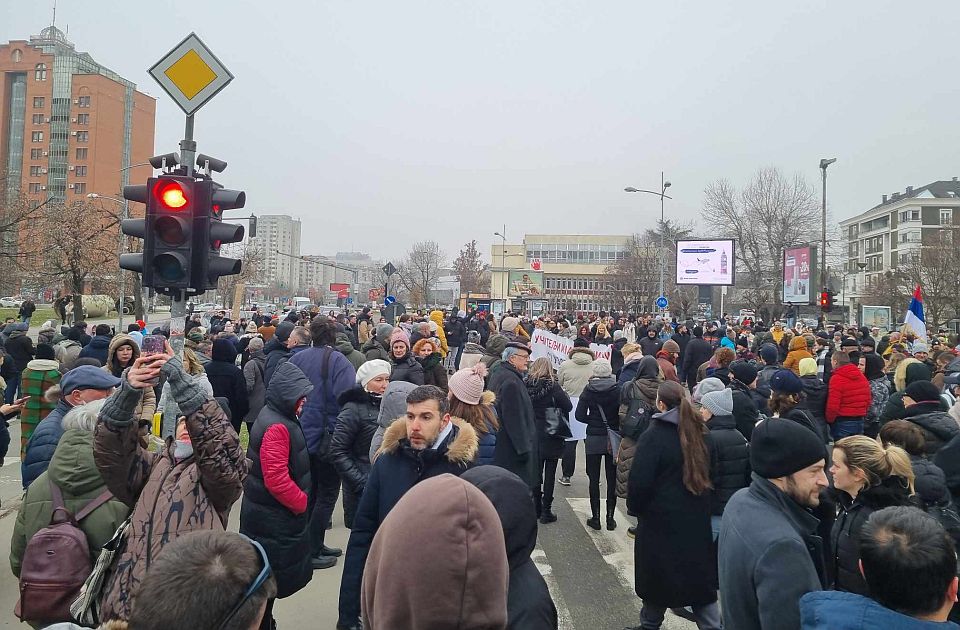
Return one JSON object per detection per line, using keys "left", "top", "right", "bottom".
{"left": 525, "top": 357, "right": 572, "bottom": 523}
{"left": 829, "top": 435, "right": 915, "bottom": 595}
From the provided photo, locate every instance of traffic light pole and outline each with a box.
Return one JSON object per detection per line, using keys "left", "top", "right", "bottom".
{"left": 180, "top": 115, "right": 196, "bottom": 177}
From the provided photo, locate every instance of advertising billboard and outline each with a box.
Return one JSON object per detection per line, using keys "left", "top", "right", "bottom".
{"left": 676, "top": 240, "right": 735, "bottom": 286}
{"left": 783, "top": 246, "right": 817, "bottom": 305}
{"left": 508, "top": 270, "right": 544, "bottom": 297}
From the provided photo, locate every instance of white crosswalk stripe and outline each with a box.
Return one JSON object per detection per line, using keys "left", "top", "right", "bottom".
{"left": 564, "top": 497, "right": 698, "bottom": 629}
{"left": 532, "top": 546, "right": 575, "bottom": 630}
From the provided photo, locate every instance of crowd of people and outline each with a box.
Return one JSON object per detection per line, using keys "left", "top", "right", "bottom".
{"left": 6, "top": 303, "right": 960, "bottom": 629}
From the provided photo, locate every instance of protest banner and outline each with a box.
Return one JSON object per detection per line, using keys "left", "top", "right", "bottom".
{"left": 530, "top": 328, "right": 611, "bottom": 369}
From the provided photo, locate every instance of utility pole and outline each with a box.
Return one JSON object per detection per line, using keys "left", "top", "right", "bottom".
{"left": 819, "top": 158, "right": 837, "bottom": 291}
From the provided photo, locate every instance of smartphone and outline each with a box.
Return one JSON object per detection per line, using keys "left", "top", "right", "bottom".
{"left": 142, "top": 335, "right": 165, "bottom": 356}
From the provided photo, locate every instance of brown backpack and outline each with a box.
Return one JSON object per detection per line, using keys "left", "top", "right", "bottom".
{"left": 14, "top": 479, "right": 112, "bottom": 624}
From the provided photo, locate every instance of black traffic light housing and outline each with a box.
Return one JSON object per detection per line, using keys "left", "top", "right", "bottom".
{"left": 819, "top": 289, "right": 834, "bottom": 312}
{"left": 190, "top": 180, "right": 245, "bottom": 291}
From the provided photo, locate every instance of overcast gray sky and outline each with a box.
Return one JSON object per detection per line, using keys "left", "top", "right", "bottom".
{"left": 5, "top": 1, "right": 959, "bottom": 264}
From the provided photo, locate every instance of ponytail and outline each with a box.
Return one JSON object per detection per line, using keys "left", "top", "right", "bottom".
{"left": 882, "top": 444, "right": 915, "bottom": 495}
{"left": 657, "top": 381, "right": 712, "bottom": 496}
{"left": 834, "top": 435, "right": 916, "bottom": 495}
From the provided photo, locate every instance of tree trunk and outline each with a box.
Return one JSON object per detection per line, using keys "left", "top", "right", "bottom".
{"left": 132, "top": 272, "right": 144, "bottom": 321}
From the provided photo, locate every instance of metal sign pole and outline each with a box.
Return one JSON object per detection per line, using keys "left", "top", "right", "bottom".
{"left": 180, "top": 114, "right": 195, "bottom": 177}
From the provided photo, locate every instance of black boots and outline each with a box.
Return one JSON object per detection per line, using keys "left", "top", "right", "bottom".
{"left": 540, "top": 499, "right": 557, "bottom": 524}
{"left": 588, "top": 497, "right": 601, "bottom": 529}
{"left": 606, "top": 506, "right": 617, "bottom": 531}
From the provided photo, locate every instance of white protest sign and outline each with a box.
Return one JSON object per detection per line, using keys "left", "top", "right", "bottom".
{"left": 529, "top": 328, "right": 612, "bottom": 369}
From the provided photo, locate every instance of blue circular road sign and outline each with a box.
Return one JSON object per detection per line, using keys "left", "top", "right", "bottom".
{"left": 384, "top": 296, "right": 397, "bottom": 306}
{"left": 656, "top": 295, "right": 669, "bottom": 309}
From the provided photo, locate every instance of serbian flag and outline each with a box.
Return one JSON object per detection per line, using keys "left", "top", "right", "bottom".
{"left": 903, "top": 285, "right": 927, "bottom": 341}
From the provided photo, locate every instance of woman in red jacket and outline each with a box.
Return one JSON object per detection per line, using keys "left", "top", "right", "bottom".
{"left": 826, "top": 351, "right": 872, "bottom": 440}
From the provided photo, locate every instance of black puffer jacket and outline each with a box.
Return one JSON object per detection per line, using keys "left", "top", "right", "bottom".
{"left": 526, "top": 377, "right": 572, "bottom": 461}
{"left": 797, "top": 375, "right": 828, "bottom": 438}
{"left": 204, "top": 339, "right": 250, "bottom": 432}
{"left": 728, "top": 379, "right": 760, "bottom": 441}
{"left": 911, "top": 454, "right": 951, "bottom": 508}
{"left": 830, "top": 476, "right": 914, "bottom": 595}
{"left": 705, "top": 414, "right": 750, "bottom": 515}
{"left": 444, "top": 317, "right": 466, "bottom": 347}
{"left": 330, "top": 386, "right": 382, "bottom": 495}
{"left": 239, "top": 362, "right": 314, "bottom": 599}
{"left": 389, "top": 353, "right": 425, "bottom": 385}
{"left": 903, "top": 402, "right": 960, "bottom": 456}
{"left": 575, "top": 375, "right": 621, "bottom": 436}
{"left": 936, "top": 434, "right": 960, "bottom": 508}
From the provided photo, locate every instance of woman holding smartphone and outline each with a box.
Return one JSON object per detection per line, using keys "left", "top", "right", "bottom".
{"left": 105, "top": 333, "right": 157, "bottom": 433}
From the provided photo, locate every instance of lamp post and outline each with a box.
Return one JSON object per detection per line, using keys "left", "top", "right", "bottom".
{"left": 819, "top": 158, "right": 837, "bottom": 291}
{"left": 494, "top": 227, "right": 506, "bottom": 313}
{"left": 625, "top": 173, "right": 672, "bottom": 308}
{"left": 88, "top": 192, "right": 131, "bottom": 330}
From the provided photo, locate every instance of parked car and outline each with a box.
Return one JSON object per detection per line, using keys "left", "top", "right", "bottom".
{"left": 0, "top": 297, "right": 23, "bottom": 308}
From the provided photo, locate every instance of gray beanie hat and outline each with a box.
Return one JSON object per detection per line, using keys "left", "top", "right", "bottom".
{"left": 701, "top": 388, "right": 734, "bottom": 417}
{"left": 692, "top": 377, "right": 725, "bottom": 403}
{"left": 591, "top": 359, "right": 613, "bottom": 378}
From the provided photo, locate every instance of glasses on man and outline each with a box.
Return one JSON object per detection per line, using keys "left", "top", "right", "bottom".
{"left": 216, "top": 536, "right": 272, "bottom": 630}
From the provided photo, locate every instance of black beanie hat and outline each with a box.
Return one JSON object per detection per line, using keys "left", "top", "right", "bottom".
{"left": 730, "top": 360, "right": 759, "bottom": 386}
{"left": 904, "top": 380, "right": 941, "bottom": 404}
{"left": 573, "top": 338, "right": 590, "bottom": 348}
{"left": 692, "top": 326, "right": 704, "bottom": 338}
{"left": 759, "top": 343, "right": 779, "bottom": 365}
{"left": 769, "top": 368, "right": 804, "bottom": 394}
{"left": 750, "top": 418, "right": 827, "bottom": 478}
{"left": 35, "top": 343, "right": 56, "bottom": 361}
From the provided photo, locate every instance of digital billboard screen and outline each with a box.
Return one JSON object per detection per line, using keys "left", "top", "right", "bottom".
{"left": 783, "top": 246, "right": 816, "bottom": 304}
{"left": 675, "top": 239, "right": 735, "bottom": 286}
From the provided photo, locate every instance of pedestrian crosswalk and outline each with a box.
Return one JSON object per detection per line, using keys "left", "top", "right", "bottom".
{"left": 532, "top": 497, "right": 699, "bottom": 630}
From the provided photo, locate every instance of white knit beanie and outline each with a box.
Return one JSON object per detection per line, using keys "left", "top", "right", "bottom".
{"left": 356, "top": 359, "right": 391, "bottom": 388}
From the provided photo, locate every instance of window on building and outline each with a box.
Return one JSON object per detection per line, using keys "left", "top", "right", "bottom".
{"left": 76, "top": 113, "right": 89, "bottom": 125}
{"left": 28, "top": 183, "right": 42, "bottom": 193}
{"left": 31, "top": 131, "right": 43, "bottom": 142}
{"left": 899, "top": 209, "right": 920, "bottom": 222}
{"left": 73, "top": 182, "right": 86, "bottom": 195}
{"left": 77, "top": 95, "right": 91, "bottom": 107}
{"left": 29, "top": 166, "right": 42, "bottom": 177}
{"left": 33, "top": 96, "right": 44, "bottom": 108}
{"left": 32, "top": 113, "right": 45, "bottom": 125}
{"left": 30, "top": 148, "right": 43, "bottom": 160}
{"left": 76, "top": 131, "right": 88, "bottom": 143}
{"left": 75, "top": 165, "right": 87, "bottom": 177}
{"left": 12, "top": 49, "right": 23, "bottom": 63}
{"left": 75, "top": 148, "right": 87, "bottom": 160}
{"left": 941, "top": 209, "right": 953, "bottom": 225}
{"left": 34, "top": 63, "right": 46, "bottom": 81}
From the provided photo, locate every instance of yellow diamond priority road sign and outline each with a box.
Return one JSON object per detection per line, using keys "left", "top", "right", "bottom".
{"left": 149, "top": 33, "right": 233, "bottom": 116}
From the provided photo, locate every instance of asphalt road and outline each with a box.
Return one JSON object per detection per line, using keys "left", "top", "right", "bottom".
{"left": 0, "top": 438, "right": 698, "bottom": 629}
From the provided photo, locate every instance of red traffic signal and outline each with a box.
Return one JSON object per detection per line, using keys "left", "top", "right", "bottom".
{"left": 819, "top": 289, "right": 833, "bottom": 312}
{"left": 154, "top": 180, "right": 189, "bottom": 210}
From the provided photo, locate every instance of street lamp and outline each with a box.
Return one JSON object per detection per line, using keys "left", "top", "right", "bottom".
{"left": 625, "top": 173, "right": 672, "bottom": 309}
{"left": 494, "top": 227, "right": 506, "bottom": 314}
{"left": 819, "top": 158, "right": 837, "bottom": 291}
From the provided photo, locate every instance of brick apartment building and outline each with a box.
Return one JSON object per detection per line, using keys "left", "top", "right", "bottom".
{"left": 0, "top": 24, "right": 155, "bottom": 297}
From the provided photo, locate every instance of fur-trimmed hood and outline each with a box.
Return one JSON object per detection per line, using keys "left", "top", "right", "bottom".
{"left": 378, "top": 417, "right": 478, "bottom": 466}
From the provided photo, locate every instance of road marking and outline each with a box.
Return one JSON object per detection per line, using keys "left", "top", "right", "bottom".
{"left": 532, "top": 545, "right": 574, "bottom": 630}
{"left": 564, "top": 497, "right": 698, "bottom": 629}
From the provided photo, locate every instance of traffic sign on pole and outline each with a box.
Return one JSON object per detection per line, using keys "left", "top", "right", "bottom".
{"left": 149, "top": 33, "right": 234, "bottom": 116}
{"left": 345, "top": 297, "right": 354, "bottom": 305}
{"left": 384, "top": 295, "right": 397, "bottom": 306}
{"left": 656, "top": 295, "right": 669, "bottom": 310}
{"left": 382, "top": 262, "right": 396, "bottom": 277}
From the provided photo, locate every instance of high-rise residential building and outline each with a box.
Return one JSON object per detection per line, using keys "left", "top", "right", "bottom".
{"left": 838, "top": 179, "right": 960, "bottom": 315}
{"left": 0, "top": 25, "right": 155, "bottom": 293}
{"left": 247, "top": 214, "right": 301, "bottom": 294}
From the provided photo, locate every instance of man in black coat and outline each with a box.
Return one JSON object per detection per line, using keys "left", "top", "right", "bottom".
{"left": 204, "top": 338, "right": 250, "bottom": 433}
{"left": 462, "top": 466, "right": 558, "bottom": 629}
{"left": 728, "top": 361, "right": 762, "bottom": 440}
{"left": 263, "top": 321, "right": 296, "bottom": 387}
{"left": 638, "top": 327, "right": 662, "bottom": 357}
{"left": 337, "top": 385, "right": 479, "bottom": 630}
{"left": 487, "top": 343, "right": 539, "bottom": 494}
{"left": 681, "top": 326, "right": 714, "bottom": 391}
{"left": 671, "top": 324, "right": 691, "bottom": 378}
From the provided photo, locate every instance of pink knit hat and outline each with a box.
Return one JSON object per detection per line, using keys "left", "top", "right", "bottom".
{"left": 389, "top": 327, "right": 410, "bottom": 349}
{"left": 448, "top": 363, "right": 488, "bottom": 405}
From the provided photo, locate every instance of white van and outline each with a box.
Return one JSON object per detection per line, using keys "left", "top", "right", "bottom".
{"left": 292, "top": 296, "right": 312, "bottom": 311}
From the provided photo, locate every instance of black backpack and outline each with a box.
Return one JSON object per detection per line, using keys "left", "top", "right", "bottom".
{"left": 926, "top": 503, "right": 960, "bottom": 547}
{"left": 619, "top": 396, "right": 654, "bottom": 441}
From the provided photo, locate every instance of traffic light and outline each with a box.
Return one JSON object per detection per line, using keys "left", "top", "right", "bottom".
{"left": 121, "top": 175, "right": 197, "bottom": 294}
{"left": 819, "top": 289, "right": 833, "bottom": 312}
{"left": 191, "top": 181, "right": 245, "bottom": 291}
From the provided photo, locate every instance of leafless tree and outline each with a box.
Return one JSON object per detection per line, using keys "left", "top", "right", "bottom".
{"left": 897, "top": 230, "right": 960, "bottom": 328}
{"left": 0, "top": 174, "right": 61, "bottom": 295}
{"left": 859, "top": 270, "right": 909, "bottom": 322}
{"left": 452, "top": 240, "right": 486, "bottom": 294}
{"left": 40, "top": 199, "right": 121, "bottom": 322}
{"left": 218, "top": 240, "right": 267, "bottom": 310}
{"left": 600, "top": 234, "right": 661, "bottom": 314}
{"left": 397, "top": 241, "right": 445, "bottom": 307}
{"left": 703, "top": 168, "right": 821, "bottom": 309}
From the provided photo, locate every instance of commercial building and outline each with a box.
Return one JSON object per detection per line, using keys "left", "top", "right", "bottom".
{"left": 490, "top": 234, "right": 631, "bottom": 314}
{"left": 298, "top": 252, "right": 385, "bottom": 304}
{"left": 247, "top": 214, "right": 301, "bottom": 294}
{"left": 839, "top": 179, "right": 960, "bottom": 313}
{"left": 0, "top": 25, "right": 156, "bottom": 294}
